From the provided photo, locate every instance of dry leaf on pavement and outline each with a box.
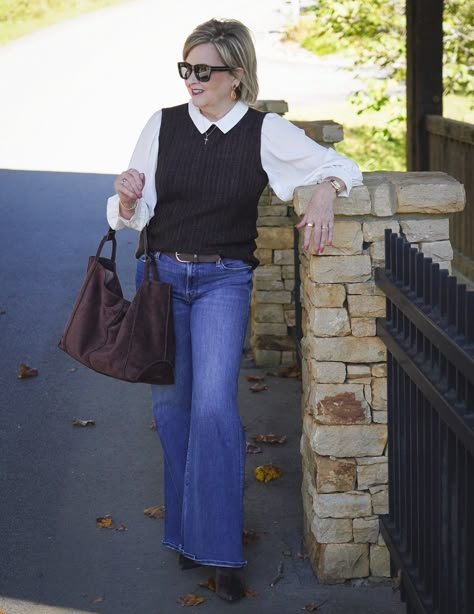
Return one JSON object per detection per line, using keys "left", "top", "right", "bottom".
{"left": 246, "top": 441, "right": 262, "bottom": 454}
{"left": 177, "top": 593, "right": 205, "bottom": 606}
{"left": 144, "top": 505, "right": 165, "bottom": 519}
{"left": 242, "top": 529, "right": 258, "bottom": 545}
{"left": 17, "top": 363, "right": 38, "bottom": 379}
{"left": 303, "top": 600, "right": 328, "bottom": 611}
{"left": 96, "top": 515, "right": 115, "bottom": 529}
{"left": 198, "top": 577, "right": 216, "bottom": 592}
{"left": 245, "top": 374, "right": 265, "bottom": 382}
{"left": 249, "top": 382, "right": 267, "bottom": 392}
{"left": 254, "top": 433, "right": 288, "bottom": 444}
{"left": 255, "top": 464, "right": 283, "bottom": 482}
{"left": 72, "top": 418, "right": 96, "bottom": 427}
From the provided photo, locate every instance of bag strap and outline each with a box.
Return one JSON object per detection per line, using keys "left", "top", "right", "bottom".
{"left": 142, "top": 224, "right": 160, "bottom": 282}
{"left": 96, "top": 228, "right": 117, "bottom": 262}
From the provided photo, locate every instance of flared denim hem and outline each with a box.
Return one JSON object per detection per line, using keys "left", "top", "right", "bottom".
{"left": 163, "top": 540, "right": 247, "bottom": 568}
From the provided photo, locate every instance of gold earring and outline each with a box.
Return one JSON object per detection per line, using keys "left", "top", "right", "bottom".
{"left": 231, "top": 84, "right": 237, "bottom": 101}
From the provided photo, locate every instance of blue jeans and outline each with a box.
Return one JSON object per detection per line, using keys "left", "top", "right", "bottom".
{"left": 136, "top": 252, "right": 253, "bottom": 567}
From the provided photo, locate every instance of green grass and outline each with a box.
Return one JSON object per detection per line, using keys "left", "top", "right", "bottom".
{"left": 0, "top": 0, "right": 129, "bottom": 45}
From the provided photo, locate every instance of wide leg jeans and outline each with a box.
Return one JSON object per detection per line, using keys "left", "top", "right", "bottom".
{"left": 136, "top": 252, "right": 253, "bottom": 568}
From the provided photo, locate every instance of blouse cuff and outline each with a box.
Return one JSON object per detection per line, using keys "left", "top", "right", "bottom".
{"left": 106, "top": 194, "right": 148, "bottom": 231}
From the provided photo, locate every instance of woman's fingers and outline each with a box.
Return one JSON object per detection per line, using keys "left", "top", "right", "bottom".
{"left": 114, "top": 168, "right": 144, "bottom": 200}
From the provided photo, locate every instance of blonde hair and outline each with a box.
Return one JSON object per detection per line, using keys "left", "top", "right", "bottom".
{"left": 182, "top": 18, "right": 259, "bottom": 104}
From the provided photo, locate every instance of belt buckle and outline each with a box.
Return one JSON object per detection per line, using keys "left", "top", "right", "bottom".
{"left": 175, "top": 252, "right": 198, "bottom": 263}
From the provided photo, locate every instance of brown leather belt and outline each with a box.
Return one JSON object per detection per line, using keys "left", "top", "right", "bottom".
{"left": 162, "top": 252, "right": 220, "bottom": 263}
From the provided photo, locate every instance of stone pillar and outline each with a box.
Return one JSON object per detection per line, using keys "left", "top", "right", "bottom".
{"left": 295, "top": 171, "right": 465, "bottom": 583}
{"left": 251, "top": 100, "right": 345, "bottom": 367}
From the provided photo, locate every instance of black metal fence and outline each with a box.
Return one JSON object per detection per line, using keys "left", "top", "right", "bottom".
{"left": 375, "top": 230, "right": 474, "bottom": 614}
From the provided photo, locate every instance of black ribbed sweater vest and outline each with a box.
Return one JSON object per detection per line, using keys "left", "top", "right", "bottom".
{"left": 146, "top": 104, "right": 268, "bottom": 266}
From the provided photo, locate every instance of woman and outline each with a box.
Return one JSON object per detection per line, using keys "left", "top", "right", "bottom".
{"left": 107, "top": 18, "right": 362, "bottom": 602}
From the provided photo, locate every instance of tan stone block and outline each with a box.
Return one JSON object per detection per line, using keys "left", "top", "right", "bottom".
{"left": 253, "top": 349, "right": 281, "bottom": 367}
{"left": 362, "top": 172, "right": 397, "bottom": 217}
{"left": 273, "top": 249, "right": 294, "bottom": 265}
{"left": 312, "top": 516, "right": 353, "bottom": 543}
{"left": 281, "top": 265, "right": 295, "bottom": 279}
{"left": 393, "top": 172, "right": 465, "bottom": 213}
{"left": 316, "top": 455, "right": 357, "bottom": 493}
{"left": 254, "top": 322, "right": 288, "bottom": 336}
{"left": 346, "top": 365, "right": 372, "bottom": 383}
{"left": 255, "top": 248, "right": 273, "bottom": 264}
{"left": 257, "top": 204, "right": 289, "bottom": 217}
{"left": 357, "top": 458, "right": 388, "bottom": 489}
{"left": 293, "top": 184, "right": 371, "bottom": 217}
{"left": 346, "top": 281, "right": 384, "bottom": 296}
{"left": 255, "top": 99, "right": 289, "bottom": 115}
{"left": 254, "top": 265, "right": 283, "bottom": 280}
{"left": 313, "top": 221, "right": 363, "bottom": 256}
{"left": 371, "top": 377, "right": 387, "bottom": 410}
{"left": 305, "top": 280, "right": 346, "bottom": 307}
{"left": 351, "top": 318, "right": 377, "bottom": 337}
{"left": 284, "top": 308, "right": 296, "bottom": 327}
{"left": 400, "top": 217, "right": 450, "bottom": 242}
{"left": 311, "top": 384, "right": 371, "bottom": 425}
{"left": 373, "top": 411, "right": 388, "bottom": 424}
{"left": 370, "top": 544, "right": 391, "bottom": 577}
{"left": 291, "top": 119, "right": 344, "bottom": 144}
{"left": 311, "top": 425, "right": 387, "bottom": 457}
{"left": 305, "top": 336, "right": 386, "bottom": 363}
{"left": 371, "top": 363, "right": 387, "bottom": 377}
{"left": 308, "top": 307, "right": 351, "bottom": 337}
{"left": 257, "top": 227, "right": 294, "bottom": 249}
{"left": 312, "top": 360, "right": 346, "bottom": 383}
{"left": 364, "top": 384, "right": 372, "bottom": 406}
{"left": 284, "top": 279, "right": 294, "bottom": 291}
{"left": 281, "top": 351, "right": 296, "bottom": 366}
{"left": 371, "top": 486, "right": 389, "bottom": 514}
{"left": 316, "top": 544, "right": 369, "bottom": 583}
{"left": 418, "top": 240, "right": 454, "bottom": 262}
{"left": 347, "top": 295, "right": 386, "bottom": 318}
{"left": 362, "top": 219, "right": 400, "bottom": 242}
{"left": 254, "top": 335, "right": 296, "bottom": 351}
{"left": 310, "top": 255, "right": 372, "bottom": 283}
{"left": 314, "top": 491, "right": 372, "bottom": 518}
{"left": 255, "top": 303, "right": 284, "bottom": 323}
{"left": 258, "top": 216, "right": 293, "bottom": 227}
{"left": 353, "top": 518, "right": 379, "bottom": 543}
{"left": 255, "top": 279, "right": 285, "bottom": 291}
{"left": 369, "top": 241, "right": 386, "bottom": 265}
{"left": 255, "top": 290, "right": 292, "bottom": 304}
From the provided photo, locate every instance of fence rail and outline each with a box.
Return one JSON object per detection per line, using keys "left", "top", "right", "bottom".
{"left": 426, "top": 115, "right": 474, "bottom": 279}
{"left": 375, "top": 229, "right": 474, "bottom": 614}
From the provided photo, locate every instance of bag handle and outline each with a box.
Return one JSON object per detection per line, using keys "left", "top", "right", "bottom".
{"left": 142, "top": 224, "right": 160, "bottom": 282}
{"left": 95, "top": 228, "right": 117, "bottom": 262}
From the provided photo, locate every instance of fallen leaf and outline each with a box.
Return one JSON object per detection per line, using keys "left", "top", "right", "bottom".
{"left": 144, "top": 505, "right": 165, "bottom": 519}
{"left": 96, "top": 515, "right": 115, "bottom": 529}
{"left": 116, "top": 523, "right": 128, "bottom": 532}
{"left": 242, "top": 529, "right": 258, "bottom": 545}
{"left": 245, "top": 374, "right": 265, "bottom": 382}
{"left": 303, "top": 600, "right": 328, "bottom": 611}
{"left": 255, "top": 433, "right": 288, "bottom": 444}
{"left": 198, "top": 577, "right": 216, "bottom": 592}
{"left": 72, "top": 418, "right": 96, "bottom": 427}
{"left": 17, "top": 363, "right": 38, "bottom": 379}
{"left": 150, "top": 419, "right": 157, "bottom": 430}
{"left": 177, "top": 593, "right": 205, "bottom": 606}
{"left": 255, "top": 464, "right": 283, "bottom": 483}
{"left": 266, "top": 365, "right": 301, "bottom": 379}
{"left": 246, "top": 588, "right": 259, "bottom": 597}
{"left": 92, "top": 596, "right": 105, "bottom": 604}
{"left": 249, "top": 382, "right": 267, "bottom": 393}
{"left": 246, "top": 441, "right": 262, "bottom": 454}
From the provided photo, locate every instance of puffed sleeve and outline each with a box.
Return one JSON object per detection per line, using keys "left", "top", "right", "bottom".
{"left": 106, "top": 110, "right": 162, "bottom": 231}
{"left": 261, "top": 113, "right": 363, "bottom": 202}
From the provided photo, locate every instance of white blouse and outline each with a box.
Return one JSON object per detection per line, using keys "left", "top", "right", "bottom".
{"left": 107, "top": 100, "right": 363, "bottom": 231}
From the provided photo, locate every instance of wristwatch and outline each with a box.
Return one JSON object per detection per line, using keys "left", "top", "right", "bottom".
{"left": 322, "top": 178, "right": 343, "bottom": 194}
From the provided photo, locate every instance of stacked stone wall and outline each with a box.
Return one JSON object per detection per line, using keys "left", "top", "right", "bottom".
{"left": 294, "top": 171, "right": 465, "bottom": 583}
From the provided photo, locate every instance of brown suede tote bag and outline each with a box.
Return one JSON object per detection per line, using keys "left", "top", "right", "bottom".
{"left": 58, "top": 228, "right": 175, "bottom": 384}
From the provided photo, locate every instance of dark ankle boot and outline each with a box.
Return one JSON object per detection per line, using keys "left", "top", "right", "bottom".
{"left": 178, "top": 553, "right": 201, "bottom": 570}
{"left": 215, "top": 566, "right": 245, "bottom": 602}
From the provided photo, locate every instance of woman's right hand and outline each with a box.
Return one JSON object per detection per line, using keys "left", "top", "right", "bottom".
{"left": 114, "top": 168, "right": 145, "bottom": 211}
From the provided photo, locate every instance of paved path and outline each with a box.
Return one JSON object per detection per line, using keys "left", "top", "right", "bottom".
{"left": 0, "top": 0, "right": 361, "bottom": 174}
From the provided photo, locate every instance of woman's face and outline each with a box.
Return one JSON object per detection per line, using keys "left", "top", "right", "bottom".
{"left": 184, "top": 42, "right": 240, "bottom": 121}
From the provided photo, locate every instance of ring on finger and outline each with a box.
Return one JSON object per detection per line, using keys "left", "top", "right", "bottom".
{"left": 306, "top": 222, "right": 315, "bottom": 227}
{"left": 120, "top": 178, "right": 127, "bottom": 185}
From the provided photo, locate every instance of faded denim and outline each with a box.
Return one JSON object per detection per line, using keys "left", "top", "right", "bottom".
{"left": 136, "top": 252, "right": 253, "bottom": 567}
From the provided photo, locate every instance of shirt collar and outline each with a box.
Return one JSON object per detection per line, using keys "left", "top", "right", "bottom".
{"left": 187, "top": 99, "right": 248, "bottom": 134}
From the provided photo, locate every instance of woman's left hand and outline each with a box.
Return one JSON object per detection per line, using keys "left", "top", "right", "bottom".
{"left": 295, "top": 182, "right": 337, "bottom": 254}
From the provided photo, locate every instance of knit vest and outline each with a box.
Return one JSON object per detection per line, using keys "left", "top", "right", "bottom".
{"left": 146, "top": 103, "right": 268, "bottom": 266}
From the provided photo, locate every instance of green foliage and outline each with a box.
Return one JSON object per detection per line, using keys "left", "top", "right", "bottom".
{"left": 337, "top": 124, "right": 406, "bottom": 172}
{"left": 0, "top": 0, "right": 127, "bottom": 44}
{"left": 290, "top": 0, "right": 473, "bottom": 124}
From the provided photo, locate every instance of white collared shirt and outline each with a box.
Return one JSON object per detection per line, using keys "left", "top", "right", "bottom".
{"left": 107, "top": 100, "right": 363, "bottom": 231}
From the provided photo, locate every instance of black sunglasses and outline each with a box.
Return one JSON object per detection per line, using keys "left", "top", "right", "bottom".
{"left": 177, "top": 62, "right": 233, "bottom": 82}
